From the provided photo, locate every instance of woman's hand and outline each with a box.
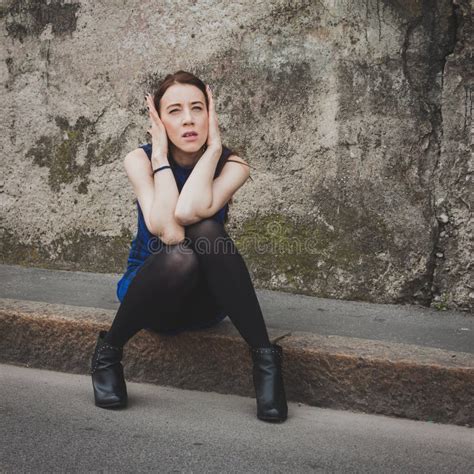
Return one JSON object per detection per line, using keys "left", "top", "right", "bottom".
{"left": 206, "top": 85, "right": 222, "bottom": 155}
{"left": 145, "top": 93, "right": 168, "bottom": 159}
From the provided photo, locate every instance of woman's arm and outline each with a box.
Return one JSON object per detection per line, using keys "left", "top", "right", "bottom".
{"left": 124, "top": 148, "right": 185, "bottom": 245}
{"left": 174, "top": 154, "right": 251, "bottom": 226}
{"left": 150, "top": 149, "right": 186, "bottom": 243}
{"left": 174, "top": 146, "right": 221, "bottom": 224}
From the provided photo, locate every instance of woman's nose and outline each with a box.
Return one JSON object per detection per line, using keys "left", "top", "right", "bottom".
{"left": 182, "top": 108, "right": 193, "bottom": 122}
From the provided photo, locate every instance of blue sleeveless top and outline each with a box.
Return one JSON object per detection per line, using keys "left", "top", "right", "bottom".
{"left": 116, "top": 143, "right": 231, "bottom": 304}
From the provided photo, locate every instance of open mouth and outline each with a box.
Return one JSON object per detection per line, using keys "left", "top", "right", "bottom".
{"left": 182, "top": 132, "right": 198, "bottom": 141}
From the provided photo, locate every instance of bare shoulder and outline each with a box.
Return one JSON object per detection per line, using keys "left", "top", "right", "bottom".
{"left": 227, "top": 154, "right": 248, "bottom": 165}
{"left": 123, "top": 147, "right": 151, "bottom": 173}
{"left": 124, "top": 147, "right": 149, "bottom": 163}
{"left": 226, "top": 154, "right": 250, "bottom": 174}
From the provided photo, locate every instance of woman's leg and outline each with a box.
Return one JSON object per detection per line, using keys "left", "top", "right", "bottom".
{"left": 184, "top": 218, "right": 272, "bottom": 349}
{"left": 104, "top": 242, "right": 200, "bottom": 347}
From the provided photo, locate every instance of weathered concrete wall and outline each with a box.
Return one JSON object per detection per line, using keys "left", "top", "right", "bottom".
{"left": 1, "top": 0, "right": 472, "bottom": 311}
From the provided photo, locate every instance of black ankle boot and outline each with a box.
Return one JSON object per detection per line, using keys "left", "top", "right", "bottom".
{"left": 249, "top": 343, "right": 288, "bottom": 422}
{"left": 90, "top": 330, "right": 128, "bottom": 409}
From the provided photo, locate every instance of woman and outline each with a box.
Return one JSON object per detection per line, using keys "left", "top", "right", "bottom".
{"left": 90, "top": 70, "right": 288, "bottom": 423}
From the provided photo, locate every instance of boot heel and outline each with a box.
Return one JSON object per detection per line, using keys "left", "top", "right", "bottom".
{"left": 250, "top": 343, "right": 288, "bottom": 422}
{"left": 90, "top": 330, "right": 128, "bottom": 409}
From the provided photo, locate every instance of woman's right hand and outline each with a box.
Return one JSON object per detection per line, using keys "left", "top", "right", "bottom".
{"left": 145, "top": 93, "right": 168, "bottom": 159}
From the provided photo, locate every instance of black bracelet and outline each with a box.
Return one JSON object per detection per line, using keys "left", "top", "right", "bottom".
{"left": 153, "top": 165, "right": 172, "bottom": 176}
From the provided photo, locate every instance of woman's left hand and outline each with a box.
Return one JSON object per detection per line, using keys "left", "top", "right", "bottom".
{"left": 206, "top": 85, "right": 222, "bottom": 155}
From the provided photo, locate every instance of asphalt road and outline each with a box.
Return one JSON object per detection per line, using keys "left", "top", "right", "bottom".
{"left": 1, "top": 363, "right": 473, "bottom": 473}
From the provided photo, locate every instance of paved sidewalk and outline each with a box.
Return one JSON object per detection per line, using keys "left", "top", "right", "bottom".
{"left": 1, "top": 263, "right": 472, "bottom": 353}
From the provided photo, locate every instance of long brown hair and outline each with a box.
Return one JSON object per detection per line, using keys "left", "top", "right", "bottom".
{"left": 152, "top": 70, "right": 247, "bottom": 225}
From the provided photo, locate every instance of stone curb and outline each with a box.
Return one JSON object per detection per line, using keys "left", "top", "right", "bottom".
{"left": 0, "top": 297, "right": 472, "bottom": 427}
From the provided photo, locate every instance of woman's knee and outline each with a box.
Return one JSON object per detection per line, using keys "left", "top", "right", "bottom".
{"left": 185, "top": 217, "right": 226, "bottom": 241}
{"left": 141, "top": 243, "right": 200, "bottom": 290}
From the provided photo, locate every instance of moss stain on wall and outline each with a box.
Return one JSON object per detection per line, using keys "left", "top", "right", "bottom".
{"left": 27, "top": 116, "right": 126, "bottom": 194}
{"left": 234, "top": 211, "right": 395, "bottom": 301}
{"left": 2, "top": 0, "right": 80, "bottom": 42}
{"left": 1, "top": 225, "right": 133, "bottom": 273}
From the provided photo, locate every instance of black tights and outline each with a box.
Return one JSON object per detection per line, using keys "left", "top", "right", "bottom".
{"left": 104, "top": 218, "right": 272, "bottom": 349}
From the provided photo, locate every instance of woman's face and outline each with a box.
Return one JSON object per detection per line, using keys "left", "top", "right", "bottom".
{"left": 159, "top": 83, "right": 208, "bottom": 153}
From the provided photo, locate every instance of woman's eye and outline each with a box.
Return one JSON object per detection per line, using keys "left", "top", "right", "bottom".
{"left": 170, "top": 107, "right": 202, "bottom": 113}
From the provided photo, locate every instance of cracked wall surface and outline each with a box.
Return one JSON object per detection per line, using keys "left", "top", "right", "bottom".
{"left": 1, "top": 0, "right": 472, "bottom": 311}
